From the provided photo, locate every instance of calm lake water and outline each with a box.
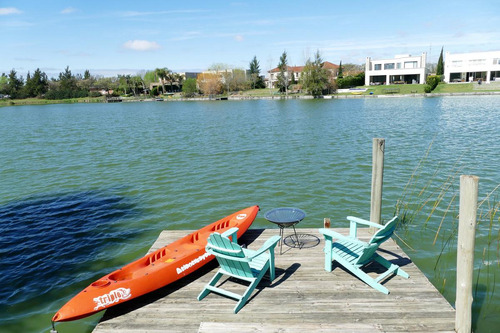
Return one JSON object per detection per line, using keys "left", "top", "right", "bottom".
{"left": 1, "top": 97, "right": 499, "bottom": 333}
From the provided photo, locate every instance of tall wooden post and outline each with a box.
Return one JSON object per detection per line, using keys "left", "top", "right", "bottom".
{"left": 370, "top": 138, "right": 385, "bottom": 227}
{"left": 455, "top": 175, "right": 479, "bottom": 333}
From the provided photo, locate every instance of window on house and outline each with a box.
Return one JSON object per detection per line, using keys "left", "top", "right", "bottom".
{"left": 493, "top": 58, "right": 500, "bottom": 65}
{"left": 404, "top": 61, "right": 418, "bottom": 69}
{"left": 374, "top": 64, "right": 382, "bottom": 70}
{"left": 384, "top": 63, "right": 395, "bottom": 70}
{"left": 396, "top": 63, "right": 401, "bottom": 69}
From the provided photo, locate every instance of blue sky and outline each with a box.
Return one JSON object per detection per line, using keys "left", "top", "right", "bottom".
{"left": 1, "top": 0, "right": 500, "bottom": 78}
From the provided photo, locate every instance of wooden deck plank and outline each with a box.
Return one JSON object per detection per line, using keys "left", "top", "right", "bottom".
{"left": 93, "top": 228, "right": 455, "bottom": 333}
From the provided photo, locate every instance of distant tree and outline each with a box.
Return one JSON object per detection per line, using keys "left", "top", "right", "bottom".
{"left": 59, "top": 66, "right": 78, "bottom": 93}
{"left": 337, "top": 60, "right": 343, "bottom": 79}
{"left": 276, "top": 51, "right": 289, "bottom": 94}
{"left": 182, "top": 78, "right": 197, "bottom": 97}
{"left": 341, "top": 63, "right": 364, "bottom": 76}
{"left": 228, "top": 69, "right": 248, "bottom": 92}
{"left": 130, "top": 75, "right": 145, "bottom": 96}
{"left": 207, "top": 63, "right": 232, "bottom": 93}
{"left": 78, "top": 70, "right": 95, "bottom": 93}
{"left": 155, "top": 67, "right": 171, "bottom": 94}
{"left": 24, "top": 71, "right": 33, "bottom": 97}
{"left": 142, "top": 71, "right": 156, "bottom": 93}
{"left": 289, "top": 70, "right": 297, "bottom": 85}
{"left": 249, "top": 56, "right": 265, "bottom": 89}
{"left": 7, "top": 69, "right": 24, "bottom": 98}
{"left": 84, "top": 69, "right": 91, "bottom": 80}
{"left": 117, "top": 75, "right": 131, "bottom": 95}
{"left": 95, "top": 77, "right": 119, "bottom": 96}
{"left": 174, "top": 73, "right": 184, "bottom": 92}
{"left": 301, "top": 50, "right": 330, "bottom": 97}
{"left": 208, "top": 63, "right": 231, "bottom": 72}
{"left": 197, "top": 72, "right": 222, "bottom": 97}
{"left": 0, "top": 73, "right": 8, "bottom": 95}
{"left": 436, "top": 47, "right": 444, "bottom": 76}
{"left": 25, "top": 68, "right": 48, "bottom": 97}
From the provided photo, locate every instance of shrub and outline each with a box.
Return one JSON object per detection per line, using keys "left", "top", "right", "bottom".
{"left": 425, "top": 75, "right": 441, "bottom": 92}
{"left": 337, "top": 72, "right": 365, "bottom": 89}
{"left": 182, "top": 78, "right": 198, "bottom": 98}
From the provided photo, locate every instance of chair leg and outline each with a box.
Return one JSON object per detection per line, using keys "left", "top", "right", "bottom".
{"left": 352, "top": 266, "right": 390, "bottom": 294}
{"left": 198, "top": 270, "right": 224, "bottom": 301}
{"left": 268, "top": 252, "right": 276, "bottom": 281}
{"left": 373, "top": 254, "right": 410, "bottom": 279}
{"left": 323, "top": 237, "right": 333, "bottom": 272}
{"left": 233, "top": 266, "right": 268, "bottom": 314}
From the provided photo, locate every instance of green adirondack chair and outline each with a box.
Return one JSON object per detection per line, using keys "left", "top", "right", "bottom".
{"left": 198, "top": 227, "right": 281, "bottom": 313}
{"left": 319, "top": 216, "right": 409, "bottom": 294}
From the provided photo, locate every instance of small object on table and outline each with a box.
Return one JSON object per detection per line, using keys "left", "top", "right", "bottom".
{"left": 264, "top": 207, "right": 306, "bottom": 254}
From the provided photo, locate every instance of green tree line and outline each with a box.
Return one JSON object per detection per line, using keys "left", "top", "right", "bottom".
{"left": 0, "top": 66, "right": 157, "bottom": 100}
{"left": 1, "top": 54, "right": 365, "bottom": 100}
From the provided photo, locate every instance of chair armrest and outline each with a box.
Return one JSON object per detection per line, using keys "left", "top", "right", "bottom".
{"left": 319, "top": 228, "right": 353, "bottom": 243}
{"left": 347, "top": 216, "right": 383, "bottom": 229}
{"left": 248, "top": 235, "right": 281, "bottom": 260}
{"left": 221, "top": 227, "right": 239, "bottom": 243}
{"left": 319, "top": 228, "right": 366, "bottom": 247}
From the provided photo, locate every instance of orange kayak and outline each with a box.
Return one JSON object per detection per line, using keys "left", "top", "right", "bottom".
{"left": 52, "top": 205, "right": 259, "bottom": 322}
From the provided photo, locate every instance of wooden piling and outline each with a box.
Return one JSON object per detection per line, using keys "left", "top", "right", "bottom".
{"left": 370, "top": 138, "right": 385, "bottom": 227}
{"left": 455, "top": 175, "right": 479, "bottom": 333}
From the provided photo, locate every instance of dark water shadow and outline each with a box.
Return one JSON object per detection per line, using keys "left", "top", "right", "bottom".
{"left": 472, "top": 283, "right": 487, "bottom": 332}
{"left": 0, "top": 189, "right": 142, "bottom": 313}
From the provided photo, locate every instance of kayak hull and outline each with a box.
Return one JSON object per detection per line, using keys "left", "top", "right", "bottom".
{"left": 52, "top": 205, "right": 259, "bottom": 322}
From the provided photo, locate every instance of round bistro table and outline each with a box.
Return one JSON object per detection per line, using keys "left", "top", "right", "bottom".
{"left": 264, "top": 207, "right": 306, "bottom": 254}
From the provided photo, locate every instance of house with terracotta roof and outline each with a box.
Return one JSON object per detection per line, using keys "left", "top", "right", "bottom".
{"left": 267, "top": 62, "right": 339, "bottom": 88}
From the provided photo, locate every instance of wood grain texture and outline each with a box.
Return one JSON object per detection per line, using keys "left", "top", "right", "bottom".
{"left": 93, "top": 228, "right": 455, "bottom": 333}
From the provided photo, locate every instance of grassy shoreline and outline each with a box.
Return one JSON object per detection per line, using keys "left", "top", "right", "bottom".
{"left": 2, "top": 84, "right": 500, "bottom": 107}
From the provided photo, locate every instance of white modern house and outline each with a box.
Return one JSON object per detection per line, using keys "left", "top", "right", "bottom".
{"left": 365, "top": 53, "right": 427, "bottom": 85}
{"left": 444, "top": 51, "right": 500, "bottom": 83}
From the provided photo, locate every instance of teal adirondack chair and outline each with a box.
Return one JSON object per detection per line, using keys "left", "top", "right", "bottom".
{"left": 198, "top": 227, "right": 281, "bottom": 313}
{"left": 319, "top": 216, "right": 409, "bottom": 294}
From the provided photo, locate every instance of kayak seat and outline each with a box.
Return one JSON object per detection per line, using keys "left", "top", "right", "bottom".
{"left": 198, "top": 227, "right": 280, "bottom": 313}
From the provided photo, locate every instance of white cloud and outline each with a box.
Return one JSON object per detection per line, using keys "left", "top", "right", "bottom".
{"left": 234, "top": 35, "right": 244, "bottom": 42}
{"left": 123, "top": 40, "right": 161, "bottom": 51}
{"left": 0, "top": 7, "right": 22, "bottom": 15}
{"left": 61, "top": 7, "right": 77, "bottom": 14}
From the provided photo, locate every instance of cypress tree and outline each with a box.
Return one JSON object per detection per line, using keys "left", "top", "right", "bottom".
{"left": 436, "top": 47, "right": 444, "bottom": 76}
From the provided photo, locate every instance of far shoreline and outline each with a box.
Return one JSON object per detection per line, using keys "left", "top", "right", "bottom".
{"left": 2, "top": 90, "right": 500, "bottom": 108}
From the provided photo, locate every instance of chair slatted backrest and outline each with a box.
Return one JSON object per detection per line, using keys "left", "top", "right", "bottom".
{"left": 206, "top": 233, "right": 253, "bottom": 278}
{"left": 355, "top": 216, "right": 398, "bottom": 266}
{"left": 368, "top": 216, "right": 398, "bottom": 246}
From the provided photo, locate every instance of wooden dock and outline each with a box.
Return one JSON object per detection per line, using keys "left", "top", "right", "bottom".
{"left": 93, "top": 228, "right": 455, "bottom": 333}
